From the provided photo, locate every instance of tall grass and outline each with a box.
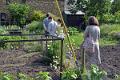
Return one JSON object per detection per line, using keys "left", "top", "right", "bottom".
{"left": 66, "top": 24, "right": 120, "bottom": 47}
{"left": 100, "top": 24, "right": 120, "bottom": 46}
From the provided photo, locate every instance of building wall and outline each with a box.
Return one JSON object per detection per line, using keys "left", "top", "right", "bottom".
{"left": 0, "top": 0, "right": 64, "bottom": 15}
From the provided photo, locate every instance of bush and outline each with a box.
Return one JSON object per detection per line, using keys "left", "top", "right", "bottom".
{"left": 27, "top": 21, "right": 44, "bottom": 34}
{"left": 8, "top": 3, "right": 30, "bottom": 26}
{"left": 31, "top": 10, "right": 45, "bottom": 21}
{"left": 102, "top": 13, "right": 115, "bottom": 23}
{"left": 114, "top": 11, "right": 120, "bottom": 23}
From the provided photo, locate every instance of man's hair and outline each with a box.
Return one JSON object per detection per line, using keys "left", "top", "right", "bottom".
{"left": 46, "top": 13, "right": 50, "bottom": 17}
{"left": 88, "top": 16, "right": 99, "bottom": 26}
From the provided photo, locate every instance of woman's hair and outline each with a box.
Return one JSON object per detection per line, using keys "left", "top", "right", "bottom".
{"left": 57, "top": 19, "right": 63, "bottom": 26}
{"left": 88, "top": 16, "right": 99, "bottom": 26}
{"left": 57, "top": 19, "right": 62, "bottom": 23}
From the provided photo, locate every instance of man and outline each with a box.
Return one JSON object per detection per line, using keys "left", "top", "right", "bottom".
{"left": 43, "top": 13, "right": 50, "bottom": 35}
{"left": 48, "top": 17, "right": 58, "bottom": 36}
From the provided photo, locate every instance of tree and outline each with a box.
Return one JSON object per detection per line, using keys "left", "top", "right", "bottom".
{"left": 111, "top": 0, "right": 120, "bottom": 14}
{"left": 75, "top": 0, "right": 88, "bottom": 12}
{"left": 87, "top": 0, "right": 111, "bottom": 22}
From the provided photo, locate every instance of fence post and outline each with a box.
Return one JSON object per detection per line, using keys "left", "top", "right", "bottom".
{"left": 60, "top": 39, "right": 64, "bottom": 80}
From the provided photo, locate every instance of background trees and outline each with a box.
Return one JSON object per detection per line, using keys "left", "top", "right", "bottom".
{"left": 71, "top": 0, "right": 120, "bottom": 23}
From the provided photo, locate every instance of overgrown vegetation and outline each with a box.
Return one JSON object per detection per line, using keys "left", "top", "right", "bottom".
{"left": 8, "top": 3, "right": 30, "bottom": 26}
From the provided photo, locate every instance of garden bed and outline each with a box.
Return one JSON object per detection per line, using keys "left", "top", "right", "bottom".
{"left": 0, "top": 45, "right": 119, "bottom": 80}
{"left": 0, "top": 50, "right": 60, "bottom": 80}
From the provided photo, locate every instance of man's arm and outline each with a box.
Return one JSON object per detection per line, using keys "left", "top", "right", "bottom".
{"left": 43, "top": 19, "right": 47, "bottom": 31}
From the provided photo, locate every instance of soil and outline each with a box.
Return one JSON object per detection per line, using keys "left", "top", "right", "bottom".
{"left": 0, "top": 44, "right": 120, "bottom": 80}
{"left": 100, "top": 44, "right": 120, "bottom": 79}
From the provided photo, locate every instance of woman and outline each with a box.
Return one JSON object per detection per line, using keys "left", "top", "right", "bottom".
{"left": 83, "top": 16, "right": 101, "bottom": 66}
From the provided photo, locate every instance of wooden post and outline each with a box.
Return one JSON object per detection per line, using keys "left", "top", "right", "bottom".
{"left": 60, "top": 39, "right": 64, "bottom": 80}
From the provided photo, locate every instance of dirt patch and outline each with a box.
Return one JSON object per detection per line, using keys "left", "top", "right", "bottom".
{"left": 0, "top": 45, "right": 120, "bottom": 80}
{"left": 0, "top": 50, "right": 59, "bottom": 80}
{"left": 100, "top": 45, "right": 120, "bottom": 79}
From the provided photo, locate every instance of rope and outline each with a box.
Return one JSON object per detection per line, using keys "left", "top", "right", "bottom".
{"left": 54, "top": 0, "right": 76, "bottom": 62}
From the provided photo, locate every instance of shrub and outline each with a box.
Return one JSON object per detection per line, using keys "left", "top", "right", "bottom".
{"left": 114, "top": 11, "right": 120, "bottom": 23}
{"left": 8, "top": 3, "right": 30, "bottom": 26}
{"left": 102, "top": 13, "right": 115, "bottom": 23}
{"left": 27, "top": 21, "right": 44, "bottom": 34}
{"left": 31, "top": 10, "right": 45, "bottom": 21}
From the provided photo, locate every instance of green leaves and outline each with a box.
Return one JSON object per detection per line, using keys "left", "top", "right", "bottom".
{"left": 0, "top": 72, "right": 15, "bottom": 80}
{"left": 62, "top": 69, "right": 78, "bottom": 80}
{"left": 36, "top": 72, "right": 52, "bottom": 80}
{"left": 8, "top": 3, "right": 30, "bottom": 25}
{"left": 31, "top": 10, "right": 45, "bottom": 21}
{"left": 27, "top": 21, "right": 44, "bottom": 34}
{"left": 90, "top": 64, "right": 107, "bottom": 80}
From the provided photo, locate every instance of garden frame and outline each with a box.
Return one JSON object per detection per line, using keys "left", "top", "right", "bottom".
{"left": 0, "top": 33, "right": 64, "bottom": 80}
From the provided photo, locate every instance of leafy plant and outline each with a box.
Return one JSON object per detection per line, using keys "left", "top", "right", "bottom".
{"left": 68, "top": 27, "right": 79, "bottom": 35}
{"left": 27, "top": 21, "right": 44, "bottom": 34}
{"left": 45, "top": 43, "right": 60, "bottom": 66}
{"left": 8, "top": 3, "right": 30, "bottom": 26}
{"left": 0, "top": 71, "right": 15, "bottom": 80}
{"left": 18, "top": 73, "right": 34, "bottom": 80}
{"left": 114, "top": 11, "right": 120, "bottom": 23}
{"left": 35, "top": 72, "right": 52, "bottom": 80}
{"left": 90, "top": 64, "right": 107, "bottom": 80}
{"left": 31, "top": 10, "right": 45, "bottom": 21}
{"left": 62, "top": 68, "right": 78, "bottom": 80}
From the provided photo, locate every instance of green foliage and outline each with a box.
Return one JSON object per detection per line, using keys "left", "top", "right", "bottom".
{"left": 35, "top": 72, "right": 52, "bottom": 80}
{"left": 45, "top": 43, "right": 60, "bottom": 67}
{"left": 87, "top": 0, "right": 111, "bottom": 22}
{"left": 68, "top": 27, "right": 79, "bottom": 35}
{"left": 7, "top": 25, "right": 20, "bottom": 30}
{"left": 27, "top": 21, "right": 44, "bottom": 34}
{"left": 114, "top": 11, "right": 120, "bottom": 23}
{"left": 111, "top": 0, "right": 120, "bottom": 14}
{"left": 75, "top": 0, "right": 88, "bottom": 12}
{"left": 102, "top": 13, "right": 115, "bottom": 23}
{"left": 31, "top": 10, "right": 45, "bottom": 21}
{"left": 18, "top": 73, "right": 34, "bottom": 80}
{"left": 100, "top": 24, "right": 120, "bottom": 45}
{"left": 90, "top": 64, "right": 107, "bottom": 80}
{"left": 0, "top": 71, "right": 15, "bottom": 80}
{"left": 62, "top": 68, "right": 78, "bottom": 80}
{"left": 0, "top": 28, "right": 9, "bottom": 49}
{"left": 8, "top": 3, "right": 30, "bottom": 25}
